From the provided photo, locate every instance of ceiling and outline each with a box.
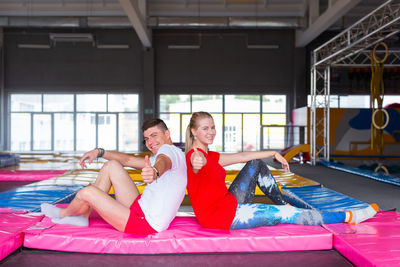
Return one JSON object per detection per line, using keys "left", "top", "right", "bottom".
{"left": 0, "top": 0, "right": 390, "bottom": 47}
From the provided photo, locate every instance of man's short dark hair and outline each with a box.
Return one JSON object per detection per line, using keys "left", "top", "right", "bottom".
{"left": 141, "top": 118, "right": 168, "bottom": 132}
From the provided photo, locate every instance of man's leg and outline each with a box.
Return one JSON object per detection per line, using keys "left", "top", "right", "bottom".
{"left": 61, "top": 160, "right": 139, "bottom": 216}
{"left": 42, "top": 160, "right": 140, "bottom": 229}
{"left": 53, "top": 185, "right": 132, "bottom": 231}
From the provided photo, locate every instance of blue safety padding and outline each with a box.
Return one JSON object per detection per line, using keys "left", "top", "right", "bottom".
{"left": 0, "top": 153, "right": 20, "bottom": 168}
{"left": 282, "top": 185, "right": 369, "bottom": 212}
{"left": 0, "top": 184, "right": 85, "bottom": 212}
{"left": 321, "top": 160, "right": 400, "bottom": 187}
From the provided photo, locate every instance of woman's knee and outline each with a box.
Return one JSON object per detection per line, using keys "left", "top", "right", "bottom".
{"left": 247, "top": 159, "right": 264, "bottom": 168}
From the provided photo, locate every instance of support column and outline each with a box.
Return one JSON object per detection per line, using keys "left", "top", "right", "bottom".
{"left": 141, "top": 47, "right": 155, "bottom": 151}
{"left": 0, "top": 28, "right": 4, "bottom": 151}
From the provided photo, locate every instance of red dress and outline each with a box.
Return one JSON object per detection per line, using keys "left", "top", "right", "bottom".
{"left": 186, "top": 148, "right": 238, "bottom": 230}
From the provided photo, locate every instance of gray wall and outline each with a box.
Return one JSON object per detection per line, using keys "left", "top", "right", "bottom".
{"left": 155, "top": 30, "right": 298, "bottom": 94}
{"left": 4, "top": 29, "right": 144, "bottom": 92}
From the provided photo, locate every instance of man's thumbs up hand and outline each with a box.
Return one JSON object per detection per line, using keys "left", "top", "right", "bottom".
{"left": 142, "top": 155, "right": 156, "bottom": 183}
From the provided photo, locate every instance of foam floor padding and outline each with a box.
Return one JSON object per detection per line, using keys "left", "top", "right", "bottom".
{"left": 24, "top": 206, "right": 333, "bottom": 254}
{"left": 0, "top": 212, "right": 43, "bottom": 261}
{"left": 323, "top": 211, "right": 400, "bottom": 267}
{"left": 282, "top": 185, "right": 369, "bottom": 212}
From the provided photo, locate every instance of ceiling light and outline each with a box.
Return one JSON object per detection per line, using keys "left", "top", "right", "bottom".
{"left": 17, "top": 44, "right": 51, "bottom": 49}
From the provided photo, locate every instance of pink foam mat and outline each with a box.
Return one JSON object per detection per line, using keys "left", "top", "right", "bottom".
{"left": 323, "top": 211, "right": 400, "bottom": 267}
{"left": 0, "top": 213, "right": 43, "bottom": 261}
{"left": 24, "top": 208, "right": 333, "bottom": 254}
{"left": 0, "top": 170, "right": 67, "bottom": 181}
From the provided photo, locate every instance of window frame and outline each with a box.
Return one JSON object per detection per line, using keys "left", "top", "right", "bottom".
{"left": 159, "top": 94, "right": 287, "bottom": 152}
{"left": 8, "top": 93, "right": 139, "bottom": 152}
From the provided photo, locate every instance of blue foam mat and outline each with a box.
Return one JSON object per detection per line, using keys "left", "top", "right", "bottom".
{"left": 321, "top": 160, "right": 400, "bottom": 187}
{"left": 0, "top": 184, "right": 85, "bottom": 212}
{"left": 282, "top": 185, "right": 369, "bottom": 212}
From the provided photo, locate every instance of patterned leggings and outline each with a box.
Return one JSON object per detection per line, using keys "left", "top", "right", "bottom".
{"left": 229, "top": 160, "right": 346, "bottom": 230}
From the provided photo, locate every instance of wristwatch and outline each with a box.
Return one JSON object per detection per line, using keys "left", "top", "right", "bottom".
{"left": 152, "top": 166, "right": 160, "bottom": 180}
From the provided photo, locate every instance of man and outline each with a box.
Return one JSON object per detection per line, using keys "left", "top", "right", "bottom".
{"left": 41, "top": 119, "right": 187, "bottom": 235}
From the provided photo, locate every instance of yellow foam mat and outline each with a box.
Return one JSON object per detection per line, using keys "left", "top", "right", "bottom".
{"left": 86, "top": 168, "right": 319, "bottom": 195}
{"left": 269, "top": 170, "right": 320, "bottom": 188}
{"left": 33, "top": 169, "right": 99, "bottom": 187}
{"left": 225, "top": 170, "right": 319, "bottom": 194}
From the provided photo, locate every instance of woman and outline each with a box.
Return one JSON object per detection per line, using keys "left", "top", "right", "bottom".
{"left": 185, "top": 111, "right": 378, "bottom": 230}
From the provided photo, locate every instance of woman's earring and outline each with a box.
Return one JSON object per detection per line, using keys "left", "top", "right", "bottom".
{"left": 194, "top": 135, "right": 197, "bottom": 139}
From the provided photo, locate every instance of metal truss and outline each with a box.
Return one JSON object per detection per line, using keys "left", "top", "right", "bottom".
{"left": 314, "top": 0, "right": 400, "bottom": 67}
{"left": 310, "top": 66, "right": 330, "bottom": 165}
{"left": 310, "top": 0, "right": 400, "bottom": 165}
{"left": 333, "top": 50, "right": 400, "bottom": 67}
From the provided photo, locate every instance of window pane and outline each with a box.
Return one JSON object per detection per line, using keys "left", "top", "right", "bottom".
{"left": 383, "top": 95, "right": 400, "bottom": 107}
{"left": 192, "top": 95, "right": 222, "bottom": 112}
{"left": 243, "top": 114, "right": 260, "bottom": 151}
{"left": 262, "top": 114, "right": 286, "bottom": 125}
{"left": 98, "top": 114, "right": 116, "bottom": 150}
{"left": 33, "top": 114, "right": 51, "bottom": 150}
{"left": 182, "top": 114, "right": 191, "bottom": 143}
{"left": 263, "top": 95, "right": 286, "bottom": 112}
{"left": 77, "top": 113, "right": 96, "bottom": 150}
{"left": 54, "top": 113, "right": 74, "bottom": 151}
{"left": 77, "top": 94, "right": 106, "bottom": 112}
{"left": 11, "top": 113, "right": 31, "bottom": 151}
{"left": 225, "top": 95, "right": 260, "bottom": 113}
{"left": 224, "top": 114, "right": 242, "bottom": 152}
{"left": 160, "top": 95, "right": 190, "bottom": 112}
{"left": 108, "top": 94, "right": 138, "bottom": 112}
{"left": 44, "top": 94, "right": 74, "bottom": 112}
{"left": 119, "top": 113, "right": 138, "bottom": 151}
{"left": 209, "top": 113, "right": 223, "bottom": 152}
{"left": 160, "top": 113, "right": 182, "bottom": 143}
{"left": 263, "top": 127, "right": 285, "bottom": 149}
{"left": 340, "top": 95, "right": 370, "bottom": 108}
{"left": 11, "top": 94, "right": 41, "bottom": 112}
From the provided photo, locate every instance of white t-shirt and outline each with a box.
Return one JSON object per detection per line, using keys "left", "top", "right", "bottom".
{"left": 138, "top": 144, "right": 187, "bottom": 232}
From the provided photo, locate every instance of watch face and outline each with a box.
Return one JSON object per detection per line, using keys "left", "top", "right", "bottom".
{"left": 153, "top": 167, "right": 160, "bottom": 177}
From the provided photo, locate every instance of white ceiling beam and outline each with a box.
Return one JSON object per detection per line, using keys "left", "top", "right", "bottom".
{"left": 0, "top": 2, "right": 124, "bottom": 16}
{"left": 148, "top": 3, "right": 307, "bottom": 17}
{"left": 118, "top": 0, "right": 151, "bottom": 48}
{"left": 295, "top": 0, "right": 361, "bottom": 47}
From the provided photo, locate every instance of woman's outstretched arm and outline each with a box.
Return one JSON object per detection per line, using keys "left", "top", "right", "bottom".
{"left": 219, "top": 151, "right": 290, "bottom": 172}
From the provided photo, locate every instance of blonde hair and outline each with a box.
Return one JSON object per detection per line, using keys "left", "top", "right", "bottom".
{"left": 185, "top": 111, "right": 213, "bottom": 153}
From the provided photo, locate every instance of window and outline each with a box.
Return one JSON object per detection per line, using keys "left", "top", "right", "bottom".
{"left": 9, "top": 93, "right": 139, "bottom": 152}
{"left": 383, "top": 95, "right": 400, "bottom": 107}
{"left": 159, "top": 94, "right": 287, "bottom": 152}
{"left": 307, "top": 95, "right": 370, "bottom": 108}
